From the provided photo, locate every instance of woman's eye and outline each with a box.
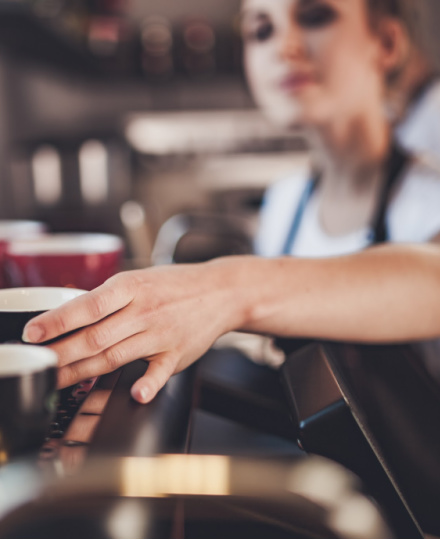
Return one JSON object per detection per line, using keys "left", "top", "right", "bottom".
{"left": 254, "top": 21, "right": 274, "bottom": 42}
{"left": 242, "top": 19, "right": 274, "bottom": 43}
{"left": 296, "top": 5, "right": 338, "bottom": 29}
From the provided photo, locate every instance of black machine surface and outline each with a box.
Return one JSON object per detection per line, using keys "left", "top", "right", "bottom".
{"left": 0, "top": 340, "right": 439, "bottom": 537}
{"left": 281, "top": 340, "right": 440, "bottom": 537}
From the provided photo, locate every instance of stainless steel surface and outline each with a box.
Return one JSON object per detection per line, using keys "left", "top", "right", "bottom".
{"left": 0, "top": 454, "right": 394, "bottom": 539}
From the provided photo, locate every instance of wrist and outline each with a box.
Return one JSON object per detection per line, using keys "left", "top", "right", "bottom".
{"left": 207, "top": 255, "right": 307, "bottom": 337}
{"left": 204, "top": 256, "right": 257, "bottom": 333}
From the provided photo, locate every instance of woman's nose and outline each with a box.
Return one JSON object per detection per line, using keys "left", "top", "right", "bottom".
{"left": 278, "top": 23, "right": 306, "bottom": 61}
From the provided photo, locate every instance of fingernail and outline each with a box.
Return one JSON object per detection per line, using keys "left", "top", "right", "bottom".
{"left": 22, "top": 324, "right": 45, "bottom": 344}
{"left": 131, "top": 385, "right": 151, "bottom": 404}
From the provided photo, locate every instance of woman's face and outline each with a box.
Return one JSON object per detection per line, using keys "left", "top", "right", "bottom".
{"left": 241, "top": 0, "right": 388, "bottom": 129}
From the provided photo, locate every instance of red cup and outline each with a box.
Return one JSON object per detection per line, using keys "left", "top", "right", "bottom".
{"left": 4, "top": 233, "right": 124, "bottom": 291}
{"left": 0, "top": 221, "right": 47, "bottom": 289}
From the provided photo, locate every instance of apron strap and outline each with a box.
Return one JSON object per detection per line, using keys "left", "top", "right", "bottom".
{"left": 282, "top": 141, "right": 411, "bottom": 254}
{"left": 281, "top": 176, "right": 319, "bottom": 256}
{"left": 370, "top": 142, "right": 411, "bottom": 244}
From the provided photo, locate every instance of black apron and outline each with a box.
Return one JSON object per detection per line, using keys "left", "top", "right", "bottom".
{"left": 277, "top": 142, "right": 411, "bottom": 354}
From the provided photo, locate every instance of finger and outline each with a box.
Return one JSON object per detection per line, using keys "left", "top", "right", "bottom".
{"left": 22, "top": 275, "right": 134, "bottom": 344}
{"left": 50, "top": 305, "right": 145, "bottom": 367}
{"left": 57, "top": 331, "right": 158, "bottom": 388}
{"left": 130, "top": 352, "right": 179, "bottom": 404}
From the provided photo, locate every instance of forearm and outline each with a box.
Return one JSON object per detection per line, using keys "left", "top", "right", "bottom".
{"left": 21, "top": 242, "right": 440, "bottom": 402}
{"left": 211, "top": 243, "right": 440, "bottom": 343}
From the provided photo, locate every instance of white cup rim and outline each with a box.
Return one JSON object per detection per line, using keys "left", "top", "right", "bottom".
{"left": 0, "top": 344, "right": 57, "bottom": 376}
{"left": 0, "top": 287, "right": 87, "bottom": 312}
{"left": 6, "top": 233, "right": 124, "bottom": 255}
{"left": 0, "top": 220, "right": 46, "bottom": 240}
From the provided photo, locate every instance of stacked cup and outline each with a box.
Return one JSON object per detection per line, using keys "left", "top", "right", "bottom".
{"left": 0, "top": 226, "right": 124, "bottom": 463}
{"left": 0, "top": 287, "right": 87, "bottom": 462}
{"left": 0, "top": 221, "right": 47, "bottom": 289}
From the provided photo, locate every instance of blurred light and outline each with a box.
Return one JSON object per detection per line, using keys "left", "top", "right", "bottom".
{"left": 79, "top": 140, "right": 109, "bottom": 204}
{"left": 88, "top": 17, "right": 120, "bottom": 57}
{"left": 31, "top": 145, "right": 62, "bottom": 206}
{"left": 120, "top": 201, "right": 146, "bottom": 229}
{"left": 107, "top": 499, "right": 148, "bottom": 539}
{"left": 182, "top": 18, "right": 216, "bottom": 76}
{"left": 288, "top": 458, "right": 392, "bottom": 539}
{"left": 287, "top": 459, "right": 353, "bottom": 506}
{"left": 120, "top": 201, "right": 152, "bottom": 267}
{"left": 329, "top": 494, "right": 388, "bottom": 539}
{"left": 140, "top": 15, "right": 174, "bottom": 78}
{"left": 125, "top": 110, "right": 305, "bottom": 157}
{"left": 183, "top": 20, "right": 215, "bottom": 54}
{"left": 0, "top": 443, "right": 7, "bottom": 465}
{"left": 121, "top": 455, "right": 230, "bottom": 498}
{"left": 0, "top": 463, "right": 43, "bottom": 518}
{"left": 141, "top": 16, "right": 173, "bottom": 57}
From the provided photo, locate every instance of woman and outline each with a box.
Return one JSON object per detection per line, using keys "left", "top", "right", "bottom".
{"left": 253, "top": 0, "right": 440, "bottom": 259}
{"left": 23, "top": 0, "right": 440, "bottom": 404}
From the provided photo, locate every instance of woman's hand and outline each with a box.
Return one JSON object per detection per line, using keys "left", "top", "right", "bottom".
{"left": 22, "top": 262, "right": 246, "bottom": 403}
{"left": 23, "top": 244, "right": 440, "bottom": 404}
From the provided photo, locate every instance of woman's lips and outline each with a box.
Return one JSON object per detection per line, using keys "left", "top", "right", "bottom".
{"left": 278, "top": 73, "right": 316, "bottom": 92}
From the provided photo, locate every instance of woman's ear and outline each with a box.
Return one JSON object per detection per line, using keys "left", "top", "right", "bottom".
{"left": 376, "top": 18, "right": 411, "bottom": 79}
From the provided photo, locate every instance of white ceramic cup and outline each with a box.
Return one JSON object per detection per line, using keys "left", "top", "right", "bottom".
{"left": 0, "top": 344, "right": 58, "bottom": 461}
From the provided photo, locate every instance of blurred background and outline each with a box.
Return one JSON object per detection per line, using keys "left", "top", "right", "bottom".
{"left": 0, "top": 0, "right": 439, "bottom": 264}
